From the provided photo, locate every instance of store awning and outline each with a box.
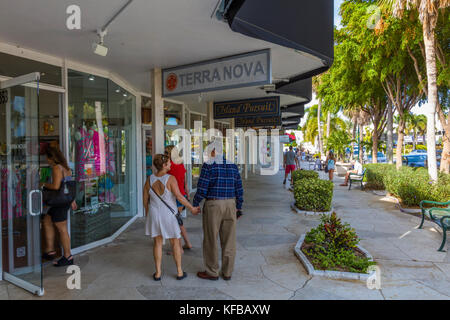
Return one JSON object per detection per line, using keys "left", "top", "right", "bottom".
{"left": 275, "top": 77, "right": 312, "bottom": 100}
{"left": 226, "top": 0, "right": 334, "bottom": 80}
{"left": 281, "top": 103, "right": 305, "bottom": 117}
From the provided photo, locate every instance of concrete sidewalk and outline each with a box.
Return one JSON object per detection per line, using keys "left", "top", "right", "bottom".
{"left": 1, "top": 165, "right": 450, "bottom": 299}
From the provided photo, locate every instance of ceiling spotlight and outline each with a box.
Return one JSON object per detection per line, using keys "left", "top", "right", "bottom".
{"left": 92, "top": 28, "right": 108, "bottom": 57}
{"left": 115, "top": 88, "right": 120, "bottom": 93}
{"left": 123, "top": 93, "right": 127, "bottom": 97}
{"left": 88, "top": 75, "right": 95, "bottom": 81}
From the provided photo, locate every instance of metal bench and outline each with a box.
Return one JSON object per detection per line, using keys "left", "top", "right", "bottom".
{"left": 348, "top": 168, "right": 366, "bottom": 191}
{"left": 418, "top": 200, "right": 450, "bottom": 252}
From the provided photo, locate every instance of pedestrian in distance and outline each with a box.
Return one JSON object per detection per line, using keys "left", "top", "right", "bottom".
{"left": 326, "top": 150, "right": 336, "bottom": 181}
{"left": 283, "top": 145, "right": 299, "bottom": 185}
{"left": 340, "top": 159, "right": 363, "bottom": 187}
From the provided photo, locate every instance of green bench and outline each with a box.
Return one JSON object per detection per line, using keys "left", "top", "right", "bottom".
{"left": 348, "top": 168, "right": 366, "bottom": 191}
{"left": 419, "top": 200, "right": 450, "bottom": 252}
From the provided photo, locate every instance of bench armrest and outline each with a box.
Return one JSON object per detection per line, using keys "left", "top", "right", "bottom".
{"left": 420, "top": 200, "right": 450, "bottom": 210}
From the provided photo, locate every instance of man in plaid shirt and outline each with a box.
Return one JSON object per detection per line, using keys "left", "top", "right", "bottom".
{"left": 193, "top": 147, "right": 243, "bottom": 281}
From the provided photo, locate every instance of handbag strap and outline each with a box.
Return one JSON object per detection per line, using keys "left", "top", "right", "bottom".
{"left": 149, "top": 184, "right": 177, "bottom": 216}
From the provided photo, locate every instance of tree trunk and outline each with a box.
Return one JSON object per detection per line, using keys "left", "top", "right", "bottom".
{"left": 326, "top": 111, "right": 331, "bottom": 138}
{"left": 396, "top": 119, "right": 405, "bottom": 170}
{"left": 317, "top": 100, "right": 323, "bottom": 157}
{"left": 351, "top": 121, "right": 357, "bottom": 161}
{"left": 387, "top": 101, "right": 394, "bottom": 164}
{"left": 372, "top": 129, "right": 379, "bottom": 164}
{"left": 422, "top": 18, "right": 438, "bottom": 181}
{"left": 437, "top": 105, "right": 450, "bottom": 173}
{"left": 359, "top": 124, "right": 364, "bottom": 164}
{"left": 413, "top": 130, "right": 417, "bottom": 150}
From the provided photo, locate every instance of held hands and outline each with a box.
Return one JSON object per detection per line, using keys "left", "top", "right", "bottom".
{"left": 191, "top": 206, "right": 201, "bottom": 215}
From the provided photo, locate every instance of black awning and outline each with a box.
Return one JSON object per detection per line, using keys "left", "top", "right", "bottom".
{"left": 282, "top": 123, "right": 301, "bottom": 130}
{"left": 275, "top": 77, "right": 312, "bottom": 100}
{"left": 226, "top": 0, "right": 334, "bottom": 79}
{"left": 282, "top": 115, "right": 303, "bottom": 123}
{"left": 281, "top": 103, "right": 305, "bottom": 117}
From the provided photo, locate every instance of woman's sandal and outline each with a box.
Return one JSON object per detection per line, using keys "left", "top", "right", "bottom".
{"left": 176, "top": 271, "right": 187, "bottom": 280}
{"left": 42, "top": 251, "right": 57, "bottom": 261}
{"left": 153, "top": 273, "right": 161, "bottom": 281}
{"left": 53, "top": 255, "right": 74, "bottom": 267}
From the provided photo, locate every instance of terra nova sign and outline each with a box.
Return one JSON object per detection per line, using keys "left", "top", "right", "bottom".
{"left": 162, "top": 49, "right": 271, "bottom": 97}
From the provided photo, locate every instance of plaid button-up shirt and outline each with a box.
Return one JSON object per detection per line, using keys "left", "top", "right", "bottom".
{"left": 193, "top": 157, "right": 244, "bottom": 210}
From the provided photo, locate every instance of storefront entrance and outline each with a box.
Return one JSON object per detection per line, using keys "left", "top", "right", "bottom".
{"left": 0, "top": 73, "right": 44, "bottom": 296}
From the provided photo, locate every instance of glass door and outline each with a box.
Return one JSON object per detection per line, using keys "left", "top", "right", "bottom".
{"left": 0, "top": 73, "right": 43, "bottom": 296}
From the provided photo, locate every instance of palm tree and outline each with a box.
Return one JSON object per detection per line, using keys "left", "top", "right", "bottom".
{"left": 380, "top": 0, "right": 450, "bottom": 181}
{"left": 312, "top": 76, "right": 324, "bottom": 157}
{"left": 405, "top": 113, "right": 427, "bottom": 149}
{"left": 302, "top": 107, "right": 348, "bottom": 143}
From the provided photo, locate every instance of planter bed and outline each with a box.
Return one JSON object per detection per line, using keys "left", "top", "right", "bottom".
{"left": 294, "top": 234, "right": 375, "bottom": 281}
{"left": 290, "top": 202, "right": 333, "bottom": 216}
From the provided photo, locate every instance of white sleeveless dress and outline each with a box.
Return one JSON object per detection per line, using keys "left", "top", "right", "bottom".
{"left": 145, "top": 174, "right": 181, "bottom": 240}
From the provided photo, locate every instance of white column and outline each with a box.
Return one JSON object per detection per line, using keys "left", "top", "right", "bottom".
{"left": 151, "top": 68, "right": 164, "bottom": 156}
{"left": 135, "top": 95, "right": 144, "bottom": 216}
{"left": 244, "top": 136, "right": 248, "bottom": 180}
{"left": 230, "top": 119, "right": 236, "bottom": 164}
{"left": 206, "top": 101, "right": 215, "bottom": 130}
{"left": 280, "top": 141, "right": 284, "bottom": 170}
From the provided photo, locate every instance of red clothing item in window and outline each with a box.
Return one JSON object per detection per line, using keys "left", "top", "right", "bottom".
{"left": 168, "top": 160, "right": 187, "bottom": 196}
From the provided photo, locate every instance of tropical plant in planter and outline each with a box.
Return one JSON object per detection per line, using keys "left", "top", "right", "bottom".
{"left": 302, "top": 212, "right": 375, "bottom": 273}
{"left": 292, "top": 169, "right": 319, "bottom": 184}
{"left": 294, "top": 177, "right": 333, "bottom": 212}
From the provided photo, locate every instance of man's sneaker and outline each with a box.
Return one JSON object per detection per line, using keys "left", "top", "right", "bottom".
{"left": 283, "top": 180, "right": 286, "bottom": 185}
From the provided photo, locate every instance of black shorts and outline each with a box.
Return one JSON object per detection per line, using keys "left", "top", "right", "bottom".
{"left": 47, "top": 206, "right": 70, "bottom": 223}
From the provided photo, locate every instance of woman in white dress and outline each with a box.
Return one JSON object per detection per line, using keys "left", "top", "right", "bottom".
{"left": 143, "top": 154, "right": 200, "bottom": 281}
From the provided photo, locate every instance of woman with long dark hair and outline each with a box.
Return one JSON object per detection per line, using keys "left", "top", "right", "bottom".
{"left": 40, "top": 147, "right": 76, "bottom": 267}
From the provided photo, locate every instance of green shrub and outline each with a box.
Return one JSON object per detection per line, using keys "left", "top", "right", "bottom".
{"left": 302, "top": 212, "right": 375, "bottom": 273}
{"left": 383, "top": 166, "right": 450, "bottom": 207}
{"left": 363, "top": 163, "right": 396, "bottom": 190}
{"left": 361, "top": 164, "right": 450, "bottom": 206}
{"left": 294, "top": 178, "right": 333, "bottom": 212}
{"left": 292, "top": 170, "right": 319, "bottom": 183}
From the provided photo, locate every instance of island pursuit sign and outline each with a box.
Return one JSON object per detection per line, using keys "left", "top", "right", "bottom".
{"left": 235, "top": 115, "right": 281, "bottom": 128}
{"left": 213, "top": 96, "right": 280, "bottom": 119}
{"left": 162, "top": 49, "right": 271, "bottom": 97}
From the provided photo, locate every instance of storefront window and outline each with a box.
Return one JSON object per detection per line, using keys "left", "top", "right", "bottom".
{"left": 141, "top": 96, "right": 152, "bottom": 125}
{"left": 164, "top": 101, "right": 182, "bottom": 126}
{"left": 0, "top": 52, "right": 62, "bottom": 86}
{"left": 189, "top": 113, "right": 203, "bottom": 188}
{"left": 68, "top": 70, "right": 137, "bottom": 249}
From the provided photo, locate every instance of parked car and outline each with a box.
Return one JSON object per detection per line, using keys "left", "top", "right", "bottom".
{"left": 367, "top": 152, "right": 387, "bottom": 163}
{"left": 424, "top": 149, "right": 442, "bottom": 168}
{"left": 402, "top": 149, "right": 428, "bottom": 167}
